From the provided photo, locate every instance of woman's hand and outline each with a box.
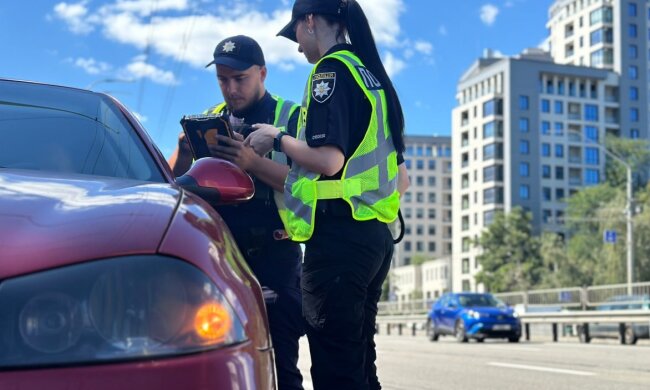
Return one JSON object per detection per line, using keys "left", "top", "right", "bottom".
{"left": 244, "top": 124, "right": 280, "bottom": 156}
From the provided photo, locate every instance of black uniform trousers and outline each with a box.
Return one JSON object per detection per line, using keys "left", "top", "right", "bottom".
{"left": 302, "top": 211, "right": 394, "bottom": 390}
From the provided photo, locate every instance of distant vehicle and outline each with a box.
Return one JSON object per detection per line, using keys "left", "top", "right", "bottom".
{"left": 428, "top": 293, "right": 521, "bottom": 343}
{"left": 577, "top": 295, "right": 650, "bottom": 345}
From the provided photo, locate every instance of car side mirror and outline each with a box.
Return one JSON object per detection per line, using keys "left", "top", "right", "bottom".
{"left": 176, "top": 158, "right": 254, "bottom": 205}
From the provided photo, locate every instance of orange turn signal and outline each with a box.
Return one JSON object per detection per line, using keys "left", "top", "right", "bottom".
{"left": 194, "top": 302, "right": 233, "bottom": 342}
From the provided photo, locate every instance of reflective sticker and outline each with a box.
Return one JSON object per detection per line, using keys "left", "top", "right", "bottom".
{"left": 312, "top": 72, "right": 336, "bottom": 103}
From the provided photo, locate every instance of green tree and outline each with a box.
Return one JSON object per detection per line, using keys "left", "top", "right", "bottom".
{"left": 475, "top": 207, "right": 544, "bottom": 292}
{"left": 539, "top": 232, "right": 567, "bottom": 288}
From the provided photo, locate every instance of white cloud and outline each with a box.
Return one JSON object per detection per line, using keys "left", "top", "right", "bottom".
{"left": 121, "top": 56, "right": 178, "bottom": 85}
{"left": 52, "top": 0, "right": 419, "bottom": 74}
{"left": 480, "top": 4, "right": 500, "bottom": 26}
{"left": 414, "top": 41, "right": 433, "bottom": 55}
{"left": 71, "top": 57, "right": 112, "bottom": 74}
{"left": 439, "top": 25, "right": 448, "bottom": 36}
{"left": 383, "top": 52, "right": 406, "bottom": 78}
{"left": 53, "top": 1, "right": 94, "bottom": 34}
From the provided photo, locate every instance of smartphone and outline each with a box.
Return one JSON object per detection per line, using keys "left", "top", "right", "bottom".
{"left": 180, "top": 115, "right": 234, "bottom": 159}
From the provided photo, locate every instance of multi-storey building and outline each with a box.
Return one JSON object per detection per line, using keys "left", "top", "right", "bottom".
{"left": 393, "top": 135, "right": 453, "bottom": 268}
{"left": 390, "top": 258, "right": 451, "bottom": 302}
{"left": 547, "top": 0, "right": 648, "bottom": 139}
{"left": 451, "top": 49, "right": 619, "bottom": 292}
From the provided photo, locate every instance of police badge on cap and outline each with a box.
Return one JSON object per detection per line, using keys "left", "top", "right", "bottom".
{"left": 312, "top": 72, "right": 336, "bottom": 103}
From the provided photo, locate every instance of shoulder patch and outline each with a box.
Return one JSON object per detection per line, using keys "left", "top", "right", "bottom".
{"left": 312, "top": 72, "right": 336, "bottom": 103}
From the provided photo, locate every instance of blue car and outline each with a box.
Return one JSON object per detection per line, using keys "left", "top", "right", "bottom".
{"left": 428, "top": 293, "right": 521, "bottom": 343}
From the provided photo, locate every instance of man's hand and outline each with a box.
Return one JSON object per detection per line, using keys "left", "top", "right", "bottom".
{"left": 244, "top": 124, "right": 280, "bottom": 156}
{"left": 209, "top": 135, "right": 261, "bottom": 171}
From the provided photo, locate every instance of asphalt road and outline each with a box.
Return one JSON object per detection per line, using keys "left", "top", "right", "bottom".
{"left": 297, "top": 335, "right": 650, "bottom": 390}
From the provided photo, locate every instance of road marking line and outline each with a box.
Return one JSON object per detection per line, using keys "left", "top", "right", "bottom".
{"left": 303, "top": 380, "right": 314, "bottom": 390}
{"left": 486, "top": 346, "right": 541, "bottom": 352}
{"left": 487, "top": 362, "right": 596, "bottom": 376}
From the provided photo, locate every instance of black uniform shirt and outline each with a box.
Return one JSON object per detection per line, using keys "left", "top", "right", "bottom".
{"left": 212, "top": 92, "right": 301, "bottom": 289}
{"left": 304, "top": 44, "right": 403, "bottom": 215}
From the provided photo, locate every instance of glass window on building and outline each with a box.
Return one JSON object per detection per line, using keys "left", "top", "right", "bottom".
{"left": 462, "top": 280, "right": 471, "bottom": 292}
{"left": 629, "top": 44, "right": 638, "bottom": 59}
{"left": 483, "top": 187, "right": 504, "bottom": 205}
{"left": 519, "top": 185, "right": 530, "bottom": 200}
{"left": 425, "top": 146, "right": 433, "bottom": 157}
{"left": 405, "top": 145, "right": 414, "bottom": 156}
{"left": 631, "top": 129, "right": 640, "bottom": 139}
{"left": 546, "top": 80, "right": 554, "bottom": 94}
{"left": 542, "top": 121, "right": 551, "bottom": 135}
{"left": 543, "top": 209, "right": 553, "bottom": 223}
{"left": 404, "top": 192, "right": 412, "bottom": 202}
{"left": 483, "top": 98, "right": 502, "bottom": 117}
{"left": 629, "top": 2, "right": 637, "bottom": 17}
{"left": 404, "top": 241, "right": 412, "bottom": 252}
{"left": 585, "top": 104, "right": 599, "bottom": 121}
{"left": 554, "top": 101, "right": 563, "bottom": 114}
{"left": 462, "top": 216, "right": 469, "bottom": 231}
{"left": 428, "top": 208, "right": 436, "bottom": 219}
{"left": 629, "top": 65, "right": 638, "bottom": 80}
{"left": 590, "top": 28, "right": 603, "bottom": 45}
{"left": 629, "top": 23, "right": 638, "bottom": 38}
{"left": 416, "top": 208, "right": 424, "bottom": 219}
{"left": 428, "top": 160, "right": 436, "bottom": 170}
{"left": 542, "top": 143, "right": 551, "bottom": 157}
{"left": 520, "top": 140, "right": 530, "bottom": 154}
{"left": 556, "top": 166, "right": 565, "bottom": 180}
{"left": 519, "top": 95, "right": 529, "bottom": 110}
{"left": 405, "top": 159, "right": 412, "bottom": 169}
{"left": 483, "top": 143, "right": 503, "bottom": 160}
{"left": 558, "top": 81, "right": 565, "bottom": 95}
{"left": 591, "top": 48, "right": 613, "bottom": 65}
{"left": 630, "top": 86, "right": 639, "bottom": 101}
{"left": 483, "top": 210, "right": 495, "bottom": 226}
{"left": 556, "top": 188, "right": 565, "bottom": 201}
{"left": 429, "top": 226, "right": 436, "bottom": 235}
{"left": 585, "top": 169, "right": 600, "bottom": 185}
{"left": 590, "top": 7, "right": 613, "bottom": 26}
{"left": 555, "top": 144, "right": 564, "bottom": 158}
{"left": 416, "top": 225, "right": 424, "bottom": 235}
{"left": 542, "top": 165, "right": 551, "bottom": 178}
{"left": 586, "top": 147, "right": 600, "bottom": 165}
{"left": 543, "top": 187, "right": 552, "bottom": 201}
{"left": 519, "top": 118, "right": 529, "bottom": 132}
{"left": 462, "top": 258, "right": 470, "bottom": 274}
{"left": 416, "top": 192, "right": 424, "bottom": 202}
{"left": 541, "top": 99, "right": 550, "bottom": 113}
{"left": 630, "top": 108, "right": 639, "bottom": 122}
{"left": 428, "top": 193, "right": 436, "bottom": 203}
{"left": 555, "top": 122, "right": 564, "bottom": 136}
{"left": 428, "top": 176, "right": 436, "bottom": 186}
{"left": 416, "top": 176, "right": 424, "bottom": 186}
{"left": 462, "top": 237, "right": 471, "bottom": 253}
{"left": 417, "top": 242, "right": 424, "bottom": 252}
{"left": 428, "top": 242, "right": 436, "bottom": 252}
{"left": 519, "top": 162, "right": 530, "bottom": 177}
{"left": 416, "top": 160, "right": 424, "bottom": 170}
{"left": 404, "top": 208, "right": 412, "bottom": 218}
{"left": 585, "top": 126, "right": 599, "bottom": 141}
{"left": 483, "top": 165, "right": 503, "bottom": 182}
{"left": 568, "top": 81, "right": 576, "bottom": 96}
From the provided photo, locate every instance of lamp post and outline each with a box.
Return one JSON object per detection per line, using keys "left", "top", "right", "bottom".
{"left": 567, "top": 130, "right": 634, "bottom": 295}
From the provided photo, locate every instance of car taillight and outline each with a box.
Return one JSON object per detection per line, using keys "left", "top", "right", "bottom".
{"left": 0, "top": 256, "right": 247, "bottom": 368}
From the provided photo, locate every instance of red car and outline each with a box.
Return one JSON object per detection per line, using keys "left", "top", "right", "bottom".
{"left": 0, "top": 79, "right": 276, "bottom": 389}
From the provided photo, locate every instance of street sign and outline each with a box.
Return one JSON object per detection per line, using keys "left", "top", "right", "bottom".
{"left": 603, "top": 230, "right": 617, "bottom": 244}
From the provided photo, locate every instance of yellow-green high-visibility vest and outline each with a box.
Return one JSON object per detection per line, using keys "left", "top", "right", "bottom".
{"left": 278, "top": 50, "right": 400, "bottom": 242}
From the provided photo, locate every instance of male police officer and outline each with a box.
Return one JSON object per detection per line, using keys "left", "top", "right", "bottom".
{"left": 169, "top": 35, "right": 304, "bottom": 390}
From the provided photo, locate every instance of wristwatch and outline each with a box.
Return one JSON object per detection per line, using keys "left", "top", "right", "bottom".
{"left": 273, "top": 131, "right": 287, "bottom": 152}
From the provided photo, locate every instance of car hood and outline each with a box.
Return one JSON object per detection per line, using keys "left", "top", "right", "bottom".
{"left": 0, "top": 169, "right": 180, "bottom": 279}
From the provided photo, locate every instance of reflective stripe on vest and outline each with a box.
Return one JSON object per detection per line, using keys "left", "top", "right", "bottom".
{"left": 278, "top": 50, "right": 400, "bottom": 242}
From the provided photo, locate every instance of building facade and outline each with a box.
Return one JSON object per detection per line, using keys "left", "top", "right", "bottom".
{"left": 393, "top": 135, "right": 453, "bottom": 268}
{"left": 547, "top": 0, "right": 649, "bottom": 139}
{"left": 451, "top": 49, "right": 619, "bottom": 292}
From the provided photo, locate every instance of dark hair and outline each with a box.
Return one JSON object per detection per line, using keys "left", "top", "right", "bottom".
{"left": 336, "top": 0, "right": 406, "bottom": 154}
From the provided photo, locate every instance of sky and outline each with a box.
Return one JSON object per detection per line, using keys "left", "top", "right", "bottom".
{"left": 1, "top": 0, "right": 553, "bottom": 158}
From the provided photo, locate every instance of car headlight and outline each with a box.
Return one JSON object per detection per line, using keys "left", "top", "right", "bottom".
{"left": 0, "top": 256, "right": 247, "bottom": 368}
{"left": 468, "top": 310, "right": 481, "bottom": 319}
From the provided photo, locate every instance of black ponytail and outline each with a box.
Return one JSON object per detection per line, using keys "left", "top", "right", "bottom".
{"left": 345, "top": 0, "right": 405, "bottom": 154}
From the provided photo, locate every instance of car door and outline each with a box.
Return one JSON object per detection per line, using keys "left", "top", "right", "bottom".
{"left": 431, "top": 296, "right": 447, "bottom": 330}
{"left": 440, "top": 295, "right": 461, "bottom": 332}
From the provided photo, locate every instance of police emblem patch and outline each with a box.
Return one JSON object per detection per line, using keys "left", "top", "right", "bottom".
{"left": 312, "top": 72, "right": 336, "bottom": 103}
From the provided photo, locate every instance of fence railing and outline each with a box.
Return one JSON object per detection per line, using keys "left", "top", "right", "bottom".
{"left": 378, "top": 282, "right": 650, "bottom": 315}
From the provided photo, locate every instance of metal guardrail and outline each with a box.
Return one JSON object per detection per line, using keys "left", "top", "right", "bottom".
{"left": 378, "top": 282, "right": 650, "bottom": 316}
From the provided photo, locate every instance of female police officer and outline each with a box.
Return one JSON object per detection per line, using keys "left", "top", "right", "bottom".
{"left": 247, "top": 1, "right": 407, "bottom": 389}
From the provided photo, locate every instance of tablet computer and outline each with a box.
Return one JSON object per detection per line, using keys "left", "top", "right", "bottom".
{"left": 180, "top": 114, "right": 234, "bottom": 160}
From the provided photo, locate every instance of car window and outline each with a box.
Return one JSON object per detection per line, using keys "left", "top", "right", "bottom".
{"left": 458, "top": 294, "right": 504, "bottom": 308}
{"left": 0, "top": 84, "right": 164, "bottom": 182}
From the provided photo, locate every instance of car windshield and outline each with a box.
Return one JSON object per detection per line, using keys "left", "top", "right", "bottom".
{"left": 0, "top": 81, "right": 164, "bottom": 182}
{"left": 458, "top": 294, "right": 505, "bottom": 308}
